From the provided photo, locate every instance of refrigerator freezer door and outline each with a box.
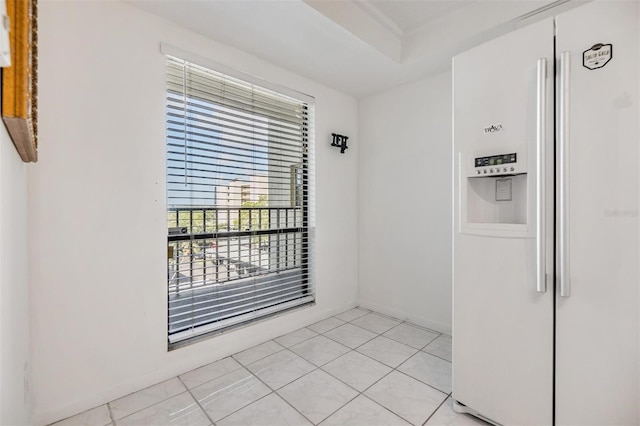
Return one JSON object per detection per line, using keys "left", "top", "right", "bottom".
{"left": 555, "top": 2, "right": 639, "bottom": 425}
{"left": 452, "top": 18, "right": 554, "bottom": 425}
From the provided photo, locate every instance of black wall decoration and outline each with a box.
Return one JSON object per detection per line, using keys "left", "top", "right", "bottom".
{"left": 331, "top": 133, "right": 349, "bottom": 154}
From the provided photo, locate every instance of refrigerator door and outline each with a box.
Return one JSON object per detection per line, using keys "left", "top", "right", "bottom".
{"left": 555, "top": 2, "right": 640, "bottom": 425}
{"left": 452, "top": 18, "right": 554, "bottom": 425}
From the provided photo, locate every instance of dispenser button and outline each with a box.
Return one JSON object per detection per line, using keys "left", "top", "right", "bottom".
{"left": 483, "top": 170, "right": 487, "bottom": 174}
{"left": 503, "top": 167, "right": 507, "bottom": 172}
{"left": 490, "top": 168, "right": 494, "bottom": 173}
{"left": 477, "top": 170, "right": 481, "bottom": 175}
{"left": 510, "top": 167, "right": 515, "bottom": 171}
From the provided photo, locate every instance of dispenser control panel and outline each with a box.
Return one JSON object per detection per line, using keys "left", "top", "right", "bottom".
{"left": 475, "top": 153, "right": 517, "bottom": 167}
{"left": 469, "top": 150, "right": 525, "bottom": 177}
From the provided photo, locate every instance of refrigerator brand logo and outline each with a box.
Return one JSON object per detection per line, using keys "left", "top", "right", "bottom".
{"left": 483, "top": 124, "right": 503, "bottom": 133}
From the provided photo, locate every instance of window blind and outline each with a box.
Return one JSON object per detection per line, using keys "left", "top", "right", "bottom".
{"left": 166, "top": 56, "right": 315, "bottom": 345}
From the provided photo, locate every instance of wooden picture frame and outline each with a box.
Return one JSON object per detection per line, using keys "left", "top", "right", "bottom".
{"left": 2, "top": 0, "right": 37, "bottom": 162}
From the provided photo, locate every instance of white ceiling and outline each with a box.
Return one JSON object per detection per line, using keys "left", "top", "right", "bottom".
{"left": 130, "top": 0, "right": 579, "bottom": 98}
{"left": 365, "top": 0, "right": 477, "bottom": 35}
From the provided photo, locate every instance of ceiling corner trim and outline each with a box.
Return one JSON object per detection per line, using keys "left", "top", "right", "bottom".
{"left": 351, "top": 0, "right": 403, "bottom": 38}
{"left": 303, "top": 0, "right": 402, "bottom": 63}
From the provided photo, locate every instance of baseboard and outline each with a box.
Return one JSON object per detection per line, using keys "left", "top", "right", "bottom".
{"left": 357, "top": 299, "right": 452, "bottom": 335}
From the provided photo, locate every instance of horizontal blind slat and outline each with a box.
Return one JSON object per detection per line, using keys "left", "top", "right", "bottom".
{"left": 169, "top": 278, "right": 311, "bottom": 318}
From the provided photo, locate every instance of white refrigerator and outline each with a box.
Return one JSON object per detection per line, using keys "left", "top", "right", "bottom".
{"left": 452, "top": 2, "right": 639, "bottom": 425}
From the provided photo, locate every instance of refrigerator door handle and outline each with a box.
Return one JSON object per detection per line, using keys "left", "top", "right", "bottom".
{"left": 536, "top": 57, "right": 547, "bottom": 293}
{"left": 559, "top": 51, "right": 571, "bottom": 298}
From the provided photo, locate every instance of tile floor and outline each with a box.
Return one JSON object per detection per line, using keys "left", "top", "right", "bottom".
{"left": 51, "top": 308, "right": 488, "bottom": 426}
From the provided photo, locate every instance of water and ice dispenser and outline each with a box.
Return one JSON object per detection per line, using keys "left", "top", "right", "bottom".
{"left": 461, "top": 147, "right": 530, "bottom": 235}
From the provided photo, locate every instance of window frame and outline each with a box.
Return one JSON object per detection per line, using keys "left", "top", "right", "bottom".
{"left": 163, "top": 46, "right": 315, "bottom": 348}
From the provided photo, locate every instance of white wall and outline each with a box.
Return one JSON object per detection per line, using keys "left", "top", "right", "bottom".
{"left": 31, "top": 2, "right": 358, "bottom": 424}
{"left": 357, "top": 72, "right": 453, "bottom": 334}
{"left": 0, "top": 128, "right": 30, "bottom": 423}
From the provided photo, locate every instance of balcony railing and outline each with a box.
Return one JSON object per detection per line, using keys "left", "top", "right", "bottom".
{"left": 167, "top": 206, "right": 311, "bottom": 337}
{"left": 167, "top": 206, "right": 305, "bottom": 294}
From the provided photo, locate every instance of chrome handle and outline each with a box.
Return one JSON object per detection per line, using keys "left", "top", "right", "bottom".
{"left": 559, "top": 52, "right": 571, "bottom": 297}
{"left": 536, "top": 58, "right": 547, "bottom": 293}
